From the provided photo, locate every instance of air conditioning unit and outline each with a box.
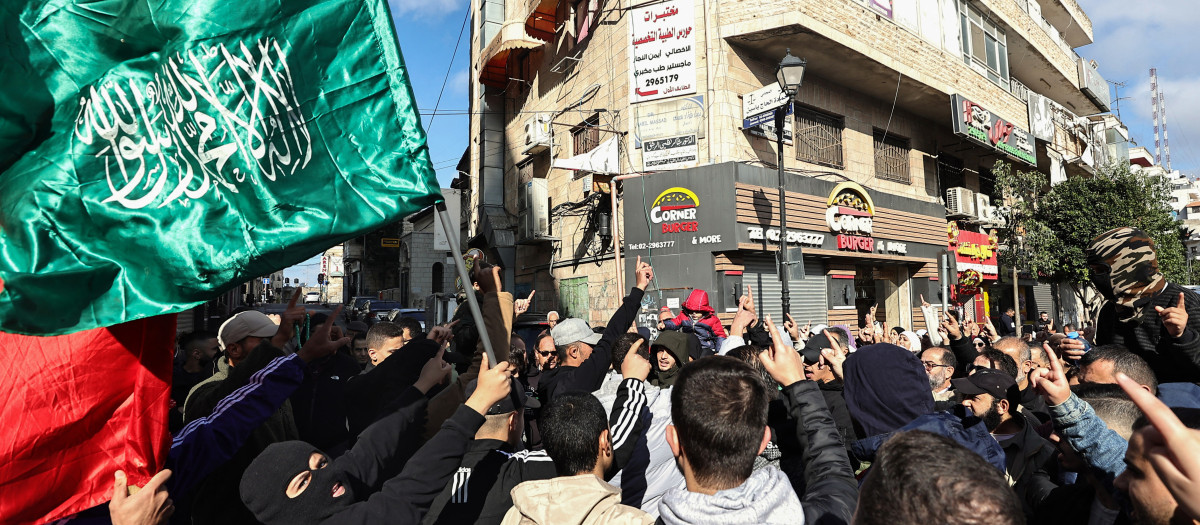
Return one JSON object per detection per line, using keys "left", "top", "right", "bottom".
{"left": 946, "top": 187, "right": 976, "bottom": 218}
{"left": 973, "top": 194, "right": 992, "bottom": 223}
{"left": 523, "top": 114, "right": 552, "bottom": 155}
{"left": 518, "top": 179, "right": 550, "bottom": 241}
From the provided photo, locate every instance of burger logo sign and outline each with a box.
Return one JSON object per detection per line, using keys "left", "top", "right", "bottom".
{"left": 825, "top": 182, "right": 876, "bottom": 252}
{"left": 650, "top": 187, "right": 701, "bottom": 234}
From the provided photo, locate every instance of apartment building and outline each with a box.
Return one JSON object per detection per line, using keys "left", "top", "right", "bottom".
{"left": 464, "top": 0, "right": 1113, "bottom": 328}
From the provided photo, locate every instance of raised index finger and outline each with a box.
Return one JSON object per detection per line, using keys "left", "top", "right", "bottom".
{"left": 287, "top": 288, "right": 302, "bottom": 308}
{"left": 1178, "top": 292, "right": 1187, "bottom": 310}
{"left": 527, "top": 289, "right": 537, "bottom": 301}
{"left": 823, "top": 329, "right": 843, "bottom": 354}
{"left": 1118, "top": 372, "right": 1188, "bottom": 441}
{"left": 1044, "top": 343, "right": 1064, "bottom": 376}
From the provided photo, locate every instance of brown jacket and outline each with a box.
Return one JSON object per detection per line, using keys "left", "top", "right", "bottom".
{"left": 423, "top": 291, "right": 514, "bottom": 439}
{"left": 500, "top": 474, "right": 655, "bottom": 525}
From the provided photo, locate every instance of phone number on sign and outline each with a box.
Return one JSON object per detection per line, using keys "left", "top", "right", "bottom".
{"left": 626, "top": 241, "right": 676, "bottom": 250}
{"left": 644, "top": 74, "right": 680, "bottom": 86}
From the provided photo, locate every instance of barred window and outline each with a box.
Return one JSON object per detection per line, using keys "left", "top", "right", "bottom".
{"left": 794, "top": 107, "right": 844, "bottom": 168}
{"left": 572, "top": 115, "right": 601, "bottom": 156}
{"left": 874, "top": 130, "right": 911, "bottom": 184}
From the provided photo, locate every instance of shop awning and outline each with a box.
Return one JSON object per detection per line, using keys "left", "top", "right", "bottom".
{"left": 479, "top": 21, "right": 545, "bottom": 88}
{"left": 524, "top": 0, "right": 557, "bottom": 41}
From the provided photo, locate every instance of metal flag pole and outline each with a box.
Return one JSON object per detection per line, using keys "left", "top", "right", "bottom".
{"left": 434, "top": 201, "right": 498, "bottom": 368}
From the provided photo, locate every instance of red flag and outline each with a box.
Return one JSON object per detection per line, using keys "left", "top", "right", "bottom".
{"left": 0, "top": 314, "right": 175, "bottom": 524}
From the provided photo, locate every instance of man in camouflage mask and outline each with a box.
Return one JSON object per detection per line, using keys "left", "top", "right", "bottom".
{"left": 1075, "top": 227, "right": 1200, "bottom": 382}
{"left": 1085, "top": 227, "right": 1167, "bottom": 322}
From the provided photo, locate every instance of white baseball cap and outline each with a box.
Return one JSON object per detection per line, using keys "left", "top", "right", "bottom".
{"left": 218, "top": 311, "right": 279, "bottom": 350}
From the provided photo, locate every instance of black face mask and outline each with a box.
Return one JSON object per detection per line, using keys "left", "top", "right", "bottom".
{"left": 1089, "top": 272, "right": 1116, "bottom": 302}
{"left": 240, "top": 441, "right": 355, "bottom": 525}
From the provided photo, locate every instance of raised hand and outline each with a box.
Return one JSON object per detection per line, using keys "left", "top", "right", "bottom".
{"left": 920, "top": 294, "right": 931, "bottom": 309}
{"left": 1118, "top": 372, "right": 1200, "bottom": 521}
{"left": 474, "top": 264, "right": 503, "bottom": 295}
{"left": 620, "top": 338, "right": 652, "bottom": 381}
{"left": 784, "top": 313, "right": 801, "bottom": 343}
{"left": 941, "top": 312, "right": 962, "bottom": 340}
{"left": 758, "top": 315, "right": 805, "bottom": 387}
{"left": 272, "top": 289, "right": 308, "bottom": 348}
{"left": 1029, "top": 343, "right": 1071, "bottom": 406}
{"left": 635, "top": 256, "right": 654, "bottom": 291}
{"left": 466, "top": 352, "right": 515, "bottom": 416}
{"left": 731, "top": 285, "right": 758, "bottom": 337}
{"left": 1156, "top": 292, "right": 1190, "bottom": 339}
{"left": 414, "top": 347, "right": 453, "bottom": 393}
{"left": 110, "top": 469, "right": 174, "bottom": 525}
{"left": 428, "top": 319, "right": 458, "bottom": 347}
{"left": 820, "top": 329, "right": 848, "bottom": 380}
{"left": 515, "top": 290, "right": 536, "bottom": 316}
{"left": 297, "top": 305, "right": 352, "bottom": 362}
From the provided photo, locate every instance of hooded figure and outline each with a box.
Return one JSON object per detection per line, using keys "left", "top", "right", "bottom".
{"left": 650, "top": 331, "right": 692, "bottom": 387}
{"left": 240, "top": 442, "right": 356, "bottom": 524}
{"left": 662, "top": 290, "right": 728, "bottom": 356}
{"left": 842, "top": 343, "right": 935, "bottom": 438}
{"left": 1087, "top": 227, "right": 1200, "bottom": 382}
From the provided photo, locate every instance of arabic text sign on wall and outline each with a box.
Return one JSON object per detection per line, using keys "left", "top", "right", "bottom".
{"left": 643, "top": 135, "right": 699, "bottom": 170}
{"left": 630, "top": 0, "right": 696, "bottom": 104}
{"left": 950, "top": 94, "right": 1036, "bottom": 166}
{"left": 635, "top": 96, "right": 705, "bottom": 147}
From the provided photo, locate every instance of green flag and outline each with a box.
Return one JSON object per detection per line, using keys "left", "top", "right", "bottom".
{"left": 0, "top": 0, "right": 441, "bottom": 335}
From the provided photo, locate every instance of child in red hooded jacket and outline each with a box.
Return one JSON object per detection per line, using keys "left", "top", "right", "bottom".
{"left": 658, "top": 289, "right": 727, "bottom": 356}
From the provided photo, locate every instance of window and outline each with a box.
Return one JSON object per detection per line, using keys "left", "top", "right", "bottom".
{"left": 959, "top": 1, "right": 1009, "bottom": 90}
{"left": 874, "top": 130, "right": 911, "bottom": 184}
{"left": 571, "top": 115, "right": 601, "bottom": 156}
{"left": 794, "top": 107, "right": 844, "bottom": 168}
{"left": 937, "top": 154, "right": 965, "bottom": 195}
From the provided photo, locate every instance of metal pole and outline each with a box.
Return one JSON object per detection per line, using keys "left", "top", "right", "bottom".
{"left": 940, "top": 252, "right": 949, "bottom": 313}
{"left": 434, "top": 202, "right": 498, "bottom": 367}
{"left": 776, "top": 105, "right": 791, "bottom": 317}
{"left": 1012, "top": 265, "right": 1021, "bottom": 338}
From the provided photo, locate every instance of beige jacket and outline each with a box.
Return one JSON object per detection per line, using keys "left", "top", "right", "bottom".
{"left": 501, "top": 474, "right": 655, "bottom": 525}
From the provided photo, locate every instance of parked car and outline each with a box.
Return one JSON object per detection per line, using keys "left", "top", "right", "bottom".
{"left": 387, "top": 308, "right": 427, "bottom": 331}
{"left": 347, "top": 296, "right": 376, "bottom": 320}
{"left": 304, "top": 291, "right": 321, "bottom": 304}
{"left": 362, "top": 300, "right": 404, "bottom": 323}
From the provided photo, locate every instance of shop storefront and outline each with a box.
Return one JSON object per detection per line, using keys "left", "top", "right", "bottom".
{"left": 947, "top": 225, "right": 1000, "bottom": 322}
{"left": 621, "top": 162, "right": 948, "bottom": 334}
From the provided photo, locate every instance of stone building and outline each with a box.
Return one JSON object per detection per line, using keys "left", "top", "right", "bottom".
{"left": 465, "top": 0, "right": 1114, "bottom": 329}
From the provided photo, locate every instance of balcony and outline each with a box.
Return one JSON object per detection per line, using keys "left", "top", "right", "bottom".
{"left": 1032, "top": 0, "right": 1092, "bottom": 47}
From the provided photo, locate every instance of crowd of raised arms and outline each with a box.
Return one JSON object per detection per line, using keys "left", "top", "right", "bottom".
{"left": 101, "top": 226, "right": 1200, "bottom": 525}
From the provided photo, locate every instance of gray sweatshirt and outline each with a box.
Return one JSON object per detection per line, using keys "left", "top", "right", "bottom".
{"left": 657, "top": 466, "right": 806, "bottom": 525}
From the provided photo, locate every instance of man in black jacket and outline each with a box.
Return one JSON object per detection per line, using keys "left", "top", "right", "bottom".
{"left": 239, "top": 350, "right": 513, "bottom": 525}
{"left": 538, "top": 257, "right": 653, "bottom": 404}
{"left": 1071, "top": 227, "right": 1200, "bottom": 383}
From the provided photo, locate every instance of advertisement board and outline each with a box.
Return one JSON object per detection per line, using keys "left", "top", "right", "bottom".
{"left": 630, "top": 0, "right": 696, "bottom": 104}
{"left": 950, "top": 94, "right": 1036, "bottom": 166}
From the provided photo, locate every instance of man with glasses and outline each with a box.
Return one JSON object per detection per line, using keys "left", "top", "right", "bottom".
{"left": 918, "top": 346, "right": 956, "bottom": 404}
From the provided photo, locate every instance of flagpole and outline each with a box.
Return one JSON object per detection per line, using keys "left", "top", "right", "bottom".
{"left": 435, "top": 201, "right": 498, "bottom": 368}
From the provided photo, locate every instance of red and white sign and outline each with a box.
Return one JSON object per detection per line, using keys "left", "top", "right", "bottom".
{"left": 951, "top": 230, "right": 999, "bottom": 278}
{"left": 826, "top": 182, "right": 876, "bottom": 253}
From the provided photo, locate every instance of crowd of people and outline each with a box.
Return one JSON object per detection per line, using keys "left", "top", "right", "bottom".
{"left": 96, "top": 226, "right": 1200, "bottom": 525}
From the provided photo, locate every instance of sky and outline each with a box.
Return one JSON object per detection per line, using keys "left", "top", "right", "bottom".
{"left": 286, "top": 0, "right": 471, "bottom": 288}
{"left": 286, "top": 0, "right": 1200, "bottom": 286}
{"left": 1076, "top": 0, "right": 1200, "bottom": 178}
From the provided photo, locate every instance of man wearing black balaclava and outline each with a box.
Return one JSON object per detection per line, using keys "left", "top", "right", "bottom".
{"left": 239, "top": 350, "right": 516, "bottom": 524}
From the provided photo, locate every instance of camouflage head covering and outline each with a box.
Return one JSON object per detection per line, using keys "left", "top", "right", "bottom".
{"left": 1085, "top": 227, "right": 1166, "bottom": 322}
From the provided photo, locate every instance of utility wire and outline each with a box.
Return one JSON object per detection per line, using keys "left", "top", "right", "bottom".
{"left": 425, "top": 7, "right": 470, "bottom": 134}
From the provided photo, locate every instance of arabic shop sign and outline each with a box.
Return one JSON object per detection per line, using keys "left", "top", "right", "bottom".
{"left": 742, "top": 84, "right": 793, "bottom": 144}
{"left": 826, "top": 182, "right": 876, "bottom": 252}
{"left": 635, "top": 96, "right": 705, "bottom": 148}
{"left": 950, "top": 94, "right": 1036, "bottom": 166}
{"left": 630, "top": 0, "right": 696, "bottom": 104}
{"left": 948, "top": 226, "right": 999, "bottom": 278}
{"left": 643, "top": 134, "right": 699, "bottom": 170}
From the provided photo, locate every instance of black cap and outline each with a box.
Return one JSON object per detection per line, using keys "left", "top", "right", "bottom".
{"left": 951, "top": 368, "right": 1019, "bottom": 402}
{"left": 801, "top": 333, "right": 831, "bottom": 365}
{"left": 464, "top": 377, "right": 541, "bottom": 415}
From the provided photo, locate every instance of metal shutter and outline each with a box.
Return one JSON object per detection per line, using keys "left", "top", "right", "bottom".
{"left": 1032, "top": 283, "right": 1057, "bottom": 322}
{"left": 743, "top": 255, "right": 827, "bottom": 325}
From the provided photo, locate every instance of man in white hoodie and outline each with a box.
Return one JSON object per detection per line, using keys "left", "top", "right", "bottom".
{"left": 658, "top": 356, "right": 806, "bottom": 524}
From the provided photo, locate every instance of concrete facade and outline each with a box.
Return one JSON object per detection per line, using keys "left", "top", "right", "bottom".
{"left": 466, "top": 0, "right": 1112, "bottom": 324}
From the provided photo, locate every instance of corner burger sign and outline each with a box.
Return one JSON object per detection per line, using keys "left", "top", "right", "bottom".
{"left": 826, "top": 182, "right": 876, "bottom": 252}
{"left": 651, "top": 187, "right": 701, "bottom": 233}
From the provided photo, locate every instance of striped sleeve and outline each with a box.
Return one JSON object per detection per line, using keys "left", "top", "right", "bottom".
{"left": 609, "top": 378, "right": 649, "bottom": 469}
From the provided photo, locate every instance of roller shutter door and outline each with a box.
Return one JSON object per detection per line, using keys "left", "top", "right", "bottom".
{"left": 743, "top": 255, "right": 826, "bottom": 325}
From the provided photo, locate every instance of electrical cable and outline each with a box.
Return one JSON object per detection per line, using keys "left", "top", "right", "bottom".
{"left": 425, "top": 7, "right": 470, "bottom": 134}
{"left": 877, "top": 71, "right": 903, "bottom": 148}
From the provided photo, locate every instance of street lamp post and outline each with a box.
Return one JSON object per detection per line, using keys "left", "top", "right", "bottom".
{"left": 775, "top": 49, "right": 806, "bottom": 316}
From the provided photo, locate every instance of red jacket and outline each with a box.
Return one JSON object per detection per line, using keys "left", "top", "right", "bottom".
{"left": 667, "top": 290, "right": 727, "bottom": 338}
